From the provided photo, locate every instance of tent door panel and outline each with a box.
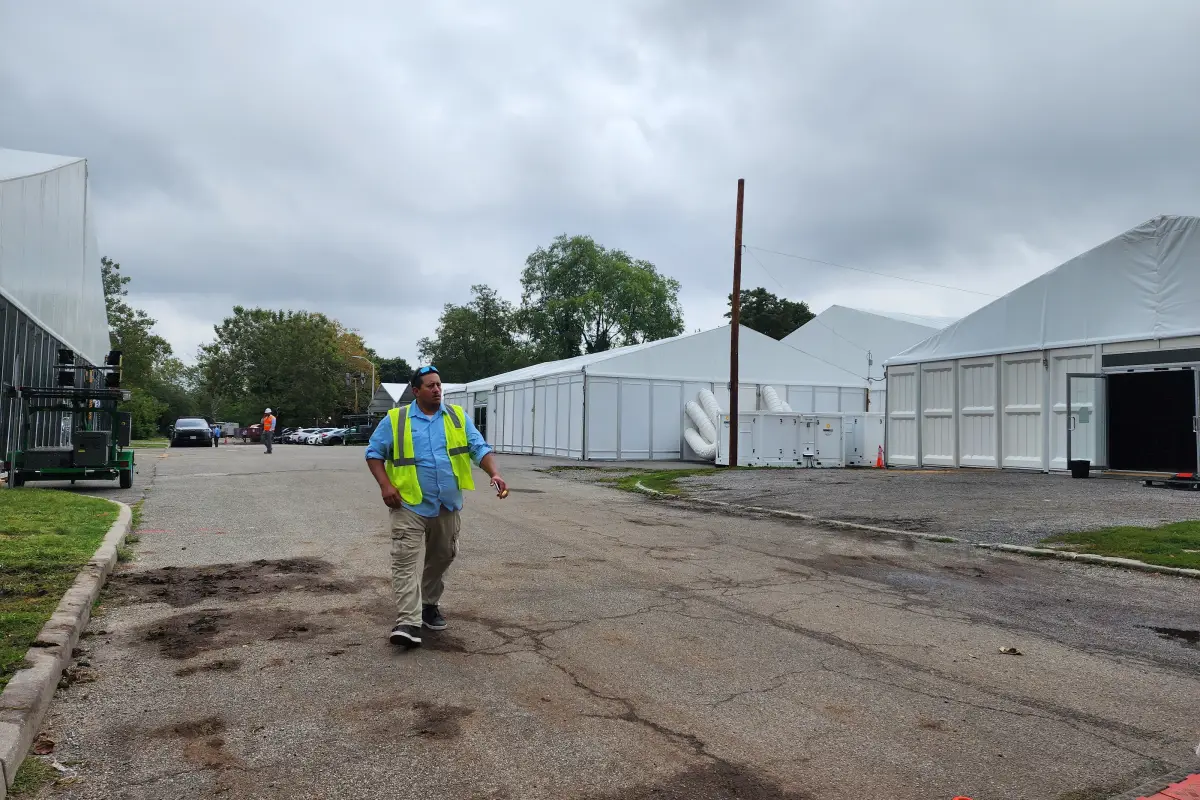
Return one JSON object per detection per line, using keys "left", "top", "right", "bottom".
{"left": 1106, "top": 369, "right": 1197, "bottom": 473}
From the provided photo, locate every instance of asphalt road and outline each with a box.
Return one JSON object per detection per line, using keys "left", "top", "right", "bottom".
{"left": 33, "top": 444, "right": 1200, "bottom": 799}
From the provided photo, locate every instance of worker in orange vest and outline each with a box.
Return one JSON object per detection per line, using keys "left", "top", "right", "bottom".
{"left": 262, "top": 408, "right": 277, "bottom": 454}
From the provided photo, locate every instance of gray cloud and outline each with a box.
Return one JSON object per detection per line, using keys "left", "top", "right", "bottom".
{"left": 3, "top": 0, "right": 1200, "bottom": 362}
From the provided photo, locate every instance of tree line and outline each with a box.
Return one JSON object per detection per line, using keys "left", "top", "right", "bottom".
{"left": 104, "top": 234, "right": 814, "bottom": 437}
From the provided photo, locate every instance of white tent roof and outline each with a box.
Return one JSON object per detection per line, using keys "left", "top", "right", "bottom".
{"left": 888, "top": 215, "right": 1200, "bottom": 366}
{"left": 0, "top": 148, "right": 82, "bottom": 181}
{"left": 782, "top": 305, "right": 953, "bottom": 384}
{"left": 466, "top": 324, "right": 866, "bottom": 392}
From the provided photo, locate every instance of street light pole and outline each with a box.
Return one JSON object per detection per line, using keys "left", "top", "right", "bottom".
{"left": 350, "top": 355, "right": 376, "bottom": 416}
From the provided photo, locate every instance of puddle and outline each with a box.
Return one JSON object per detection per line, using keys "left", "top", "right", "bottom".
{"left": 1144, "top": 626, "right": 1200, "bottom": 646}
{"left": 410, "top": 701, "right": 474, "bottom": 739}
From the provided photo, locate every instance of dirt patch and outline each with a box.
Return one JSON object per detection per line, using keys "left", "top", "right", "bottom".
{"left": 917, "top": 717, "right": 951, "bottom": 732}
{"left": 140, "top": 608, "right": 328, "bottom": 659}
{"left": 578, "top": 762, "right": 811, "bottom": 799}
{"left": 153, "top": 716, "right": 245, "bottom": 770}
{"left": 502, "top": 562, "right": 549, "bottom": 570}
{"left": 175, "top": 658, "right": 243, "bottom": 677}
{"left": 411, "top": 701, "right": 474, "bottom": 739}
{"left": 159, "top": 716, "right": 226, "bottom": 739}
{"left": 114, "top": 558, "right": 359, "bottom": 607}
{"left": 422, "top": 632, "right": 470, "bottom": 653}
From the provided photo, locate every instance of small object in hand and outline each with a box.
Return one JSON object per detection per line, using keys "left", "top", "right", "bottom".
{"left": 999, "top": 646, "right": 1022, "bottom": 656}
{"left": 494, "top": 482, "right": 509, "bottom": 499}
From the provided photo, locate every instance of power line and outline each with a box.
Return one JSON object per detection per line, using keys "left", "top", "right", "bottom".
{"left": 743, "top": 245, "right": 872, "bottom": 356}
{"left": 745, "top": 245, "right": 999, "bottom": 298}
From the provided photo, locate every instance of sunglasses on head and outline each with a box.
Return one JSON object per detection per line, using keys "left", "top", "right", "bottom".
{"left": 412, "top": 365, "right": 440, "bottom": 386}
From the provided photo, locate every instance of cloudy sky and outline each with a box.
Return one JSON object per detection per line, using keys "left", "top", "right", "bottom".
{"left": 4, "top": 1, "right": 1200, "bottom": 364}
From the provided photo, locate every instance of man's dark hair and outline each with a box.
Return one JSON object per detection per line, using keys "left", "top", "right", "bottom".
{"left": 411, "top": 365, "right": 440, "bottom": 389}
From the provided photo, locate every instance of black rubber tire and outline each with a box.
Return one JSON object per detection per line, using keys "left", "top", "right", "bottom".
{"left": 119, "top": 469, "right": 133, "bottom": 489}
{"left": 11, "top": 471, "right": 25, "bottom": 488}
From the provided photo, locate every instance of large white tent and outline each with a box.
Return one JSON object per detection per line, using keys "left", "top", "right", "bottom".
{"left": 444, "top": 324, "right": 867, "bottom": 461}
{"left": 885, "top": 215, "right": 1200, "bottom": 474}
{"left": 782, "top": 306, "right": 954, "bottom": 411}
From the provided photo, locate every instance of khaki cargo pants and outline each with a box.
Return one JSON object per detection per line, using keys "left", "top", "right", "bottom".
{"left": 389, "top": 505, "right": 460, "bottom": 627}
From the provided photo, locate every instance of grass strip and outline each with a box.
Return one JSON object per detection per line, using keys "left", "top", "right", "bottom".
{"left": 1041, "top": 521, "right": 1200, "bottom": 569}
{"left": 0, "top": 488, "right": 117, "bottom": 690}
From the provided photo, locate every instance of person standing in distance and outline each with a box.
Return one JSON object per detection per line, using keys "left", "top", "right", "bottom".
{"left": 262, "top": 408, "right": 277, "bottom": 454}
{"left": 364, "top": 365, "right": 507, "bottom": 648}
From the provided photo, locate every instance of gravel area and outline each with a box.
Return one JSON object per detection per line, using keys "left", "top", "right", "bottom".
{"left": 677, "top": 467, "right": 1200, "bottom": 546}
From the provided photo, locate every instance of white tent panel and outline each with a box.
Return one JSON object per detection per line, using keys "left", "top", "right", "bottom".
{"left": 1001, "top": 353, "right": 1044, "bottom": 469}
{"left": 958, "top": 357, "right": 999, "bottom": 467}
{"left": 651, "top": 382, "right": 683, "bottom": 459}
{"left": 585, "top": 378, "right": 620, "bottom": 459}
{"left": 0, "top": 149, "right": 109, "bottom": 366}
{"left": 620, "top": 380, "right": 651, "bottom": 459}
{"left": 886, "top": 366, "right": 919, "bottom": 466}
{"left": 920, "top": 362, "right": 956, "bottom": 466}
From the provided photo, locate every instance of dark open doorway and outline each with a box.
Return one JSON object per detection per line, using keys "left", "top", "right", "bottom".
{"left": 1107, "top": 369, "right": 1197, "bottom": 473}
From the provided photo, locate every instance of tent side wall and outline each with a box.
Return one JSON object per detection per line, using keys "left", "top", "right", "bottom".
{"left": 483, "top": 372, "right": 869, "bottom": 461}
{"left": 887, "top": 343, "right": 1119, "bottom": 471}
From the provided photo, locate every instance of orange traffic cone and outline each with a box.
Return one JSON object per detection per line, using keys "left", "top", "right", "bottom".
{"left": 875, "top": 445, "right": 884, "bottom": 469}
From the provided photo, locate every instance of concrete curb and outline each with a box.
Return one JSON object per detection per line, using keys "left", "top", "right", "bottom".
{"left": 0, "top": 500, "right": 132, "bottom": 795}
{"left": 631, "top": 482, "right": 1200, "bottom": 580}
{"left": 974, "top": 542, "right": 1200, "bottom": 580}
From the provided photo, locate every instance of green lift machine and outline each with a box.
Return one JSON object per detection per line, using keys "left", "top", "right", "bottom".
{"left": 5, "top": 348, "right": 135, "bottom": 489}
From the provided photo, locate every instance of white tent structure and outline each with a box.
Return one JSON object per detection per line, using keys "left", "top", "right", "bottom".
{"left": 885, "top": 215, "right": 1200, "bottom": 474}
{"left": 782, "top": 306, "right": 954, "bottom": 411}
{"left": 445, "top": 324, "right": 867, "bottom": 461}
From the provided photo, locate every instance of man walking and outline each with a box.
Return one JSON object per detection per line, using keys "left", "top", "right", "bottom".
{"left": 211, "top": 422, "right": 221, "bottom": 448}
{"left": 364, "top": 365, "right": 506, "bottom": 649}
{"left": 262, "top": 408, "right": 277, "bottom": 454}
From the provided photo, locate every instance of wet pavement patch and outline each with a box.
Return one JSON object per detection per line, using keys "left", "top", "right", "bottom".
{"left": 578, "top": 762, "right": 811, "bottom": 799}
{"left": 141, "top": 608, "right": 328, "bottom": 659}
{"left": 154, "top": 715, "right": 242, "bottom": 770}
{"left": 113, "top": 557, "right": 360, "bottom": 607}
{"left": 410, "top": 701, "right": 474, "bottom": 739}
{"left": 1144, "top": 626, "right": 1200, "bottom": 646}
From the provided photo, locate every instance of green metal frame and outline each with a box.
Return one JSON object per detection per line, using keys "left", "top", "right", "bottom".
{"left": 7, "top": 384, "right": 135, "bottom": 487}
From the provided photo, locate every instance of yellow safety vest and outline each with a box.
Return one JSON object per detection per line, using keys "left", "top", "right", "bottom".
{"left": 384, "top": 403, "right": 476, "bottom": 505}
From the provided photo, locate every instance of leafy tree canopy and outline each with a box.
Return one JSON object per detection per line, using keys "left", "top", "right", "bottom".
{"left": 417, "top": 285, "right": 532, "bottom": 383}
{"left": 725, "top": 287, "right": 814, "bottom": 340}
{"left": 519, "top": 234, "right": 684, "bottom": 359}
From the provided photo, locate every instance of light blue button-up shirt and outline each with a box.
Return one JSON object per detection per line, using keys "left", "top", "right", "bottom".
{"left": 365, "top": 402, "right": 492, "bottom": 518}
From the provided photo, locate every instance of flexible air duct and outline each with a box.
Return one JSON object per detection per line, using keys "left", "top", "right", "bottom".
{"left": 684, "top": 426, "right": 717, "bottom": 460}
{"left": 686, "top": 400, "right": 718, "bottom": 444}
{"left": 698, "top": 389, "right": 722, "bottom": 428}
{"left": 762, "top": 385, "right": 785, "bottom": 413}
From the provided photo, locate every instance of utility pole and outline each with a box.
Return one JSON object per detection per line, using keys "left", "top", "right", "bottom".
{"left": 728, "top": 178, "right": 745, "bottom": 468}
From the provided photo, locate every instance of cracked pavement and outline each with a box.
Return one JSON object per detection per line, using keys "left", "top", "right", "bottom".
{"left": 32, "top": 446, "right": 1200, "bottom": 799}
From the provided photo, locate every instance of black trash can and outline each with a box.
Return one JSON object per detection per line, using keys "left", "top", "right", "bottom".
{"left": 1069, "top": 459, "right": 1091, "bottom": 479}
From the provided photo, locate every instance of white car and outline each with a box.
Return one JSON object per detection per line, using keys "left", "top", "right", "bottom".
{"left": 305, "top": 427, "right": 338, "bottom": 444}
{"left": 287, "top": 428, "right": 319, "bottom": 444}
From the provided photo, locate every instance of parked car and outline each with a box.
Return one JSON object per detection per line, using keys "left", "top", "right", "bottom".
{"left": 318, "top": 428, "right": 348, "bottom": 445}
{"left": 170, "top": 418, "right": 213, "bottom": 447}
{"left": 287, "top": 428, "right": 319, "bottom": 444}
{"left": 342, "top": 424, "right": 373, "bottom": 445}
{"left": 305, "top": 427, "right": 338, "bottom": 444}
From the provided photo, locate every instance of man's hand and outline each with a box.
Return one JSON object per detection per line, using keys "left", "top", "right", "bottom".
{"left": 380, "top": 484, "right": 402, "bottom": 509}
{"left": 490, "top": 474, "right": 509, "bottom": 499}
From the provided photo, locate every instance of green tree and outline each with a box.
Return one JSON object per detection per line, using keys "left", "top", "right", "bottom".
{"left": 101, "top": 257, "right": 192, "bottom": 437}
{"left": 725, "top": 287, "right": 814, "bottom": 340}
{"left": 417, "top": 285, "right": 532, "bottom": 382}
{"left": 197, "top": 307, "right": 346, "bottom": 426}
{"left": 519, "top": 234, "right": 684, "bottom": 358}
{"left": 375, "top": 356, "right": 413, "bottom": 385}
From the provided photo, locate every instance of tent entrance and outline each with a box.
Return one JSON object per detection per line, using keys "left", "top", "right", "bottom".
{"left": 1106, "top": 369, "right": 1198, "bottom": 473}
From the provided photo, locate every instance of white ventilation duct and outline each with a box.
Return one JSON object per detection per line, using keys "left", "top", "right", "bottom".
{"left": 698, "top": 389, "right": 722, "bottom": 427}
{"left": 762, "top": 385, "right": 785, "bottom": 413}
{"left": 685, "top": 400, "right": 718, "bottom": 444}
{"left": 684, "top": 426, "right": 717, "bottom": 459}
